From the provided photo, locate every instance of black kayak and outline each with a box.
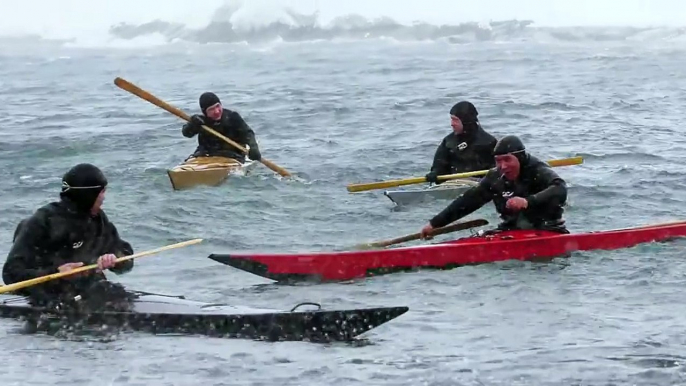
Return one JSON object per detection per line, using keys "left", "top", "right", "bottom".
{"left": 0, "top": 291, "right": 408, "bottom": 343}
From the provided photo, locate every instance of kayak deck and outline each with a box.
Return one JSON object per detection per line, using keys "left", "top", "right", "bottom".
{"left": 208, "top": 220, "right": 686, "bottom": 283}
{"left": 0, "top": 292, "right": 408, "bottom": 342}
{"left": 167, "top": 156, "right": 256, "bottom": 190}
{"left": 383, "top": 179, "right": 478, "bottom": 206}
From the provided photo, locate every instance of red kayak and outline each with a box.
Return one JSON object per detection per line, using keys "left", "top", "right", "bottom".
{"left": 207, "top": 220, "right": 686, "bottom": 283}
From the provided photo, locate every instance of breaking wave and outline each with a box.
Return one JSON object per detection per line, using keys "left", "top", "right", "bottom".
{"left": 105, "top": 3, "right": 686, "bottom": 45}
{"left": 3, "top": 1, "right": 686, "bottom": 48}
{"left": 106, "top": 2, "right": 538, "bottom": 45}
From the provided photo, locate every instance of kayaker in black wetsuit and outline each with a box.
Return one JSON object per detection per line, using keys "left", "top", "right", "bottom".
{"left": 2, "top": 163, "right": 135, "bottom": 312}
{"left": 425, "top": 101, "right": 498, "bottom": 185}
{"left": 182, "top": 92, "right": 262, "bottom": 163}
{"left": 419, "top": 135, "right": 569, "bottom": 238}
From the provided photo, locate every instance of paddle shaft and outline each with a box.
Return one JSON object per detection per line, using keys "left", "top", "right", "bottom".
{"left": 0, "top": 238, "right": 203, "bottom": 295}
{"left": 113, "top": 77, "right": 291, "bottom": 178}
{"left": 364, "top": 218, "right": 488, "bottom": 248}
{"left": 346, "top": 156, "right": 584, "bottom": 193}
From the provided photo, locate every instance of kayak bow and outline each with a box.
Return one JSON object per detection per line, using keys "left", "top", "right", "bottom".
{"left": 208, "top": 220, "right": 686, "bottom": 283}
{"left": 384, "top": 178, "right": 478, "bottom": 206}
{"left": 167, "top": 156, "right": 257, "bottom": 190}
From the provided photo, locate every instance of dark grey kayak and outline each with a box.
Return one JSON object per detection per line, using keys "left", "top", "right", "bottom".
{"left": 0, "top": 291, "right": 408, "bottom": 342}
{"left": 384, "top": 179, "right": 478, "bottom": 206}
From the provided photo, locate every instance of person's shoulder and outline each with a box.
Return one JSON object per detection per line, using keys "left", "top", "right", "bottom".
{"left": 223, "top": 108, "right": 247, "bottom": 123}
{"left": 32, "top": 201, "right": 64, "bottom": 220}
{"left": 222, "top": 108, "right": 240, "bottom": 117}
{"left": 475, "top": 125, "right": 497, "bottom": 143}
{"left": 94, "top": 209, "right": 115, "bottom": 224}
{"left": 477, "top": 168, "right": 501, "bottom": 187}
{"left": 12, "top": 201, "right": 60, "bottom": 240}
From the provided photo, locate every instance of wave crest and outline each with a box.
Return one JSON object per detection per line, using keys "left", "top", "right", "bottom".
{"left": 5, "top": 0, "right": 686, "bottom": 48}
{"left": 107, "top": 2, "right": 535, "bottom": 44}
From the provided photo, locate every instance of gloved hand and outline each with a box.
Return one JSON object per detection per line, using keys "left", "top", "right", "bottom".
{"left": 248, "top": 146, "right": 261, "bottom": 161}
{"left": 190, "top": 114, "right": 206, "bottom": 127}
{"left": 425, "top": 171, "right": 438, "bottom": 184}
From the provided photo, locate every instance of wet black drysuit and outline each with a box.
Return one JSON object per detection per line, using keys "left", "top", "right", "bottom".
{"left": 2, "top": 164, "right": 135, "bottom": 311}
{"left": 182, "top": 92, "right": 261, "bottom": 163}
{"left": 427, "top": 101, "right": 498, "bottom": 184}
{"left": 429, "top": 135, "right": 569, "bottom": 233}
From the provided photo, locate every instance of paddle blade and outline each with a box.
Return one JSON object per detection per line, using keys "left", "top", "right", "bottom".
{"left": 546, "top": 156, "right": 583, "bottom": 167}
{"left": 354, "top": 218, "right": 488, "bottom": 250}
{"left": 260, "top": 158, "right": 293, "bottom": 178}
{"left": 114, "top": 77, "right": 191, "bottom": 121}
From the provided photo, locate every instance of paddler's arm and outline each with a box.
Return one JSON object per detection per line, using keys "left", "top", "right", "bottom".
{"left": 110, "top": 229, "right": 133, "bottom": 275}
{"left": 427, "top": 139, "right": 451, "bottom": 184}
{"left": 231, "top": 111, "right": 261, "bottom": 161}
{"left": 525, "top": 167, "right": 567, "bottom": 209}
{"left": 181, "top": 115, "right": 205, "bottom": 138}
{"left": 2, "top": 213, "right": 55, "bottom": 284}
{"left": 104, "top": 217, "right": 134, "bottom": 275}
{"left": 429, "top": 175, "right": 494, "bottom": 228}
{"left": 109, "top": 240, "right": 134, "bottom": 274}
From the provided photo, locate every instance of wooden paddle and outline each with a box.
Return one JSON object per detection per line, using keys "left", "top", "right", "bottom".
{"left": 354, "top": 218, "right": 488, "bottom": 250}
{"left": 0, "top": 238, "right": 203, "bottom": 295}
{"left": 113, "top": 77, "right": 292, "bottom": 178}
{"left": 346, "top": 156, "right": 583, "bottom": 193}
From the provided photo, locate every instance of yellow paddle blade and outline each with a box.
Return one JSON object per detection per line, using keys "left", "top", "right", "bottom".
{"left": 346, "top": 156, "right": 584, "bottom": 193}
{"left": 0, "top": 238, "right": 203, "bottom": 295}
{"left": 543, "top": 156, "right": 584, "bottom": 168}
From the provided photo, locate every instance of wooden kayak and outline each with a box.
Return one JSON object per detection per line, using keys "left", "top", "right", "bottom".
{"left": 167, "top": 156, "right": 257, "bottom": 190}
{"left": 383, "top": 178, "right": 479, "bottom": 206}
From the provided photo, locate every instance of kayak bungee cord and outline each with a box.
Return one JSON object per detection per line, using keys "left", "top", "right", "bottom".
{"left": 290, "top": 302, "right": 322, "bottom": 312}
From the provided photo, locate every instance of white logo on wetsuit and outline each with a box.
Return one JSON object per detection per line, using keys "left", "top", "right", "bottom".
{"left": 458, "top": 142, "right": 468, "bottom": 151}
{"left": 502, "top": 191, "right": 514, "bottom": 198}
{"left": 72, "top": 241, "right": 83, "bottom": 249}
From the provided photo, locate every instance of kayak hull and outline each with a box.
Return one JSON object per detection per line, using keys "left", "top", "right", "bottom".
{"left": 384, "top": 179, "right": 478, "bottom": 206}
{"left": 0, "top": 292, "right": 407, "bottom": 342}
{"left": 167, "top": 156, "right": 256, "bottom": 190}
{"left": 208, "top": 220, "right": 686, "bottom": 283}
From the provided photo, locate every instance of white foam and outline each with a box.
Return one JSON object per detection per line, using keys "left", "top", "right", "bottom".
{"left": 0, "top": 0, "right": 684, "bottom": 47}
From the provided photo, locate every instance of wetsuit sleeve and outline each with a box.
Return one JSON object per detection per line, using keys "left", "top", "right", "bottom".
{"left": 182, "top": 115, "right": 207, "bottom": 138}
{"left": 182, "top": 121, "right": 199, "bottom": 138}
{"left": 430, "top": 139, "right": 451, "bottom": 176}
{"left": 105, "top": 221, "right": 134, "bottom": 275}
{"left": 429, "top": 176, "right": 494, "bottom": 228}
{"left": 2, "top": 213, "right": 55, "bottom": 284}
{"left": 525, "top": 166, "right": 567, "bottom": 209}
{"left": 231, "top": 112, "right": 259, "bottom": 152}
